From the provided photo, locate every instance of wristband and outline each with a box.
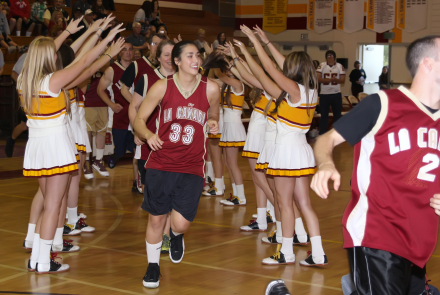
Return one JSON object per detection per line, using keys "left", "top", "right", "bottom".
{"left": 98, "top": 28, "right": 103, "bottom": 32}
{"left": 105, "top": 54, "right": 112, "bottom": 60}
{"left": 233, "top": 57, "right": 240, "bottom": 63}
{"left": 265, "top": 41, "right": 271, "bottom": 46}
{"left": 66, "top": 29, "right": 71, "bottom": 35}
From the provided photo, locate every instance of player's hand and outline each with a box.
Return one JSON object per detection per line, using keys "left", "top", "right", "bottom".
{"left": 253, "top": 25, "right": 269, "bottom": 44}
{"left": 111, "top": 103, "right": 123, "bottom": 113}
{"left": 134, "top": 135, "right": 144, "bottom": 146}
{"left": 310, "top": 163, "right": 341, "bottom": 199}
{"left": 430, "top": 194, "right": 440, "bottom": 216}
{"left": 104, "top": 22, "right": 125, "bottom": 42}
{"left": 207, "top": 119, "right": 219, "bottom": 135}
{"left": 204, "top": 41, "right": 213, "bottom": 55}
{"left": 146, "top": 134, "right": 163, "bottom": 151}
{"left": 100, "top": 14, "right": 115, "bottom": 31}
{"left": 89, "top": 17, "right": 104, "bottom": 32}
{"left": 66, "top": 16, "right": 84, "bottom": 34}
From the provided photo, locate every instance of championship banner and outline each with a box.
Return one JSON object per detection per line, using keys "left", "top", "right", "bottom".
{"left": 366, "top": 0, "right": 395, "bottom": 33}
{"left": 308, "top": 0, "right": 334, "bottom": 34}
{"left": 263, "top": 0, "right": 288, "bottom": 35}
{"left": 337, "top": 0, "right": 364, "bottom": 33}
{"left": 397, "top": 0, "right": 427, "bottom": 32}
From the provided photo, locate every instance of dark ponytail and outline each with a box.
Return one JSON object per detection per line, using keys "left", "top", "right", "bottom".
{"left": 201, "top": 51, "right": 228, "bottom": 73}
{"left": 221, "top": 83, "right": 232, "bottom": 109}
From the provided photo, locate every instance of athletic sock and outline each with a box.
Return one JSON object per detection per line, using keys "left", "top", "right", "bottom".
{"left": 25, "top": 31, "right": 31, "bottom": 37}
{"left": 232, "top": 183, "right": 237, "bottom": 196}
{"left": 16, "top": 31, "right": 20, "bottom": 36}
{"left": 276, "top": 221, "right": 283, "bottom": 242}
{"left": 310, "top": 236, "right": 325, "bottom": 257}
{"left": 146, "top": 241, "right": 162, "bottom": 264}
{"left": 38, "top": 238, "right": 53, "bottom": 265}
{"left": 295, "top": 217, "right": 308, "bottom": 242}
{"left": 171, "top": 230, "right": 182, "bottom": 236}
{"left": 67, "top": 207, "right": 79, "bottom": 225}
{"left": 30, "top": 233, "right": 40, "bottom": 268}
{"left": 96, "top": 149, "right": 104, "bottom": 161}
{"left": 256, "top": 208, "right": 267, "bottom": 227}
{"left": 215, "top": 177, "right": 224, "bottom": 192}
{"left": 281, "top": 237, "right": 294, "bottom": 257}
{"left": 53, "top": 227, "right": 63, "bottom": 246}
{"left": 236, "top": 184, "right": 246, "bottom": 201}
{"left": 86, "top": 155, "right": 90, "bottom": 161}
{"left": 206, "top": 161, "right": 214, "bottom": 180}
{"left": 25, "top": 223, "right": 36, "bottom": 242}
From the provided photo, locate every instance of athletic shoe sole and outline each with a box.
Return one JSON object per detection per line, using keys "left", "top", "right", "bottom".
{"left": 36, "top": 268, "right": 70, "bottom": 274}
{"left": 143, "top": 280, "right": 159, "bottom": 288}
{"left": 51, "top": 248, "right": 80, "bottom": 253}
{"left": 27, "top": 268, "right": 35, "bottom": 272}
{"left": 84, "top": 174, "right": 94, "bottom": 180}
{"left": 63, "top": 231, "right": 81, "bottom": 236}
{"left": 300, "top": 262, "right": 328, "bottom": 267}
{"left": 262, "top": 261, "right": 295, "bottom": 265}
{"left": 80, "top": 228, "right": 96, "bottom": 233}
{"left": 240, "top": 228, "right": 268, "bottom": 232}
{"left": 92, "top": 165, "right": 109, "bottom": 177}
{"left": 222, "top": 203, "right": 246, "bottom": 206}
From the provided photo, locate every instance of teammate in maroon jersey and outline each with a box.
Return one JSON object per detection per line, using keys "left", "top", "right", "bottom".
{"left": 311, "top": 36, "right": 440, "bottom": 294}
{"left": 134, "top": 41, "right": 226, "bottom": 288}
{"left": 97, "top": 42, "right": 135, "bottom": 179}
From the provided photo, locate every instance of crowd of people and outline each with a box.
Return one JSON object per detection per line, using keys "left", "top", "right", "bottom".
{"left": 0, "top": 1, "right": 439, "bottom": 293}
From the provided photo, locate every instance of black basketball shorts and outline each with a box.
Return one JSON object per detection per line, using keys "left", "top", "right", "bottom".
{"left": 141, "top": 168, "right": 204, "bottom": 222}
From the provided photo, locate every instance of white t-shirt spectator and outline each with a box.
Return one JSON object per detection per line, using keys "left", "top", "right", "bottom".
{"left": 13, "top": 53, "right": 27, "bottom": 74}
{"left": 316, "top": 62, "right": 345, "bottom": 94}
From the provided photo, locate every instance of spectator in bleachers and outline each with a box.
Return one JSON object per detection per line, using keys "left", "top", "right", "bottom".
{"left": 47, "top": 10, "right": 65, "bottom": 35}
{"left": 30, "top": 0, "right": 46, "bottom": 36}
{"left": 126, "top": 22, "right": 148, "bottom": 51}
{"left": 149, "top": 0, "right": 164, "bottom": 30}
{"left": 379, "top": 66, "right": 389, "bottom": 90}
{"left": 92, "top": 0, "right": 108, "bottom": 20}
{"left": 157, "top": 24, "right": 167, "bottom": 38}
{"left": 48, "top": 24, "right": 62, "bottom": 37}
{"left": 0, "top": 9, "right": 25, "bottom": 53}
{"left": 194, "top": 28, "right": 208, "bottom": 54}
{"left": 212, "top": 32, "right": 225, "bottom": 49}
{"left": 2, "top": 1, "right": 10, "bottom": 15}
{"left": 83, "top": 8, "right": 94, "bottom": 28}
{"left": 134, "top": 48, "right": 142, "bottom": 60}
{"left": 9, "top": 0, "right": 34, "bottom": 36}
{"left": 70, "top": 7, "right": 84, "bottom": 41}
{"left": 134, "top": 1, "right": 151, "bottom": 35}
{"left": 349, "top": 60, "right": 366, "bottom": 98}
{"left": 72, "top": 0, "right": 90, "bottom": 18}
{"left": 43, "top": 0, "right": 69, "bottom": 28}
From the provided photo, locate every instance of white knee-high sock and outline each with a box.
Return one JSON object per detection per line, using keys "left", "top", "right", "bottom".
{"left": 25, "top": 223, "right": 36, "bottom": 241}
{"left": 38, "top": 239, "right": 53, "bottom": 264}
{"left": 67, "top": 207, "right": 79, "bottom": 225}
{"left": 310, "top": 236, "right": 325, "bottom": 257}
{"left": 281, "top": 237, "right": 294, "bottom": 256}
{"left": 30, "top": 233, "right": 40, "bottom": 267}
{"left": 96, "top": 149, "right": 104, "bottom": 161}
{"left": 256, "top": 208, "right": 267, "bottom": 228}
{"left": 236, "top": 184, "right": 245, "bottom": 201}
{"left": 206, "top": 162, "right": 214, "bottom": 180}
{"left": 16, "top": 31, "right": 21, "bottom": 36}
{"left": 25, "top": 31, "right": 31, "bottom": 37}
{"left": 215, "top": 178, "right": 224, "bottom": 191}
{"left": 53, "top": 227, "right": 63, "bottom": 246}
{"left": 146, "top": 241, "right": 162, "bottom": 264}
{"left": 232, "top": 183, "right": 237, "bottom": 196}
{"left": 276, "top": 221, "right": 283, "bottom": 242}
{"left": 295, "top": 217, "right": 308, "bottom": 242}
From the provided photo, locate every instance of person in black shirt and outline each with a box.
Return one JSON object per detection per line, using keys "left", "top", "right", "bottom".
{"left": 379, "top": 66, "right": 389, "bottom": 90}
{"left": 349, "top": 60, "right": 366, "bottom": 98}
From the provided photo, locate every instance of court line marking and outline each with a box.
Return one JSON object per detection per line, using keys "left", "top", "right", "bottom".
{"left": 0, "top": 272, "right": 27, "bottom": 283}
{"left": 28, "top": 281, "right": 68, "bottom": 292}
{"left": 0, "top": 264, "right": 145, "bottom": 295}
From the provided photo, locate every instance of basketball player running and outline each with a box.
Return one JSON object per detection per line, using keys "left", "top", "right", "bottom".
{"left": 134, "top": 41, "right": 223, "bottom": 288}
{"left": 97, "top": 42, "right": 134, "bottom": 176}
{"left": 311, "top": 36, "right": 440, "bottom": 294}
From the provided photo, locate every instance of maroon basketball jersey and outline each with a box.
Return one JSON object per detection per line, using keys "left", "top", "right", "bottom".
{"left": 134, "top": 57, "right": 156, "bottom": 86}
{"left": 343, "top": 87, "right": 440, "bottom": 267}
{"left": 140, "top": 68, "right": 166, "bottom": 161}
{"left": 145, "top": 74, "right": 210, "bottom": 177}
{"left": 111, "top": 61, "right": 130, "bottom": 130}
{"left": 84, "top": 71, "right": 108, "bottom": 108}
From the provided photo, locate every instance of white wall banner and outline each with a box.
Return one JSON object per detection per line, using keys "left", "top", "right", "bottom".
{"left": 308, "top": 0, "right": 334, "bottom": 34}
{"left": 397, "top": 0, "right": 427, "bottom": 33}
{"left": 366, "top": 0, "right": 395, "bottom": 33}
{"left": 337, "top": 0, "right": 365, "bottom": 33}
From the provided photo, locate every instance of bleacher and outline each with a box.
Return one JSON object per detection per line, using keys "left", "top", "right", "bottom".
{"left": 1, "top": 3, "right": 242, "bottom": 75}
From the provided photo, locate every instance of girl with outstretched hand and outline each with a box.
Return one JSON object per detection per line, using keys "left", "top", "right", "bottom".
{"left": 240, "top": 24, "right": 326, "bottom": 267}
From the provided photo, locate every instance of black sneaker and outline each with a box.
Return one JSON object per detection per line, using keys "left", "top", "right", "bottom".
{"left": 169, "top": 230, "right": 185, "bottom": 263}
{"left": 265, "top": 279, "right": 291, "bottom": 295}
{"left": 240, "top": 220, "right": 267, "bottom": 232}
{"left": 300, "top": 251, "right": 328, "bottom": 266}
{"left": 5, "top": 137, "right": 15, "bottom": 158}
{"left": 132, "top": 180, "right": 138, "bottom": 193}
{"left": 293, "top": 234, "right": 310, "bottom": 245}
{"left": 262, "top": 229, "right": 281, "bottom": 244}
{"left": 267, "top": 211, "right": 274, "bottom": 224}
{"left": 63, "top": 224, "right": 81, "bottom": 236}
{"left": 262, "top": 245, "right": 295, "bottom": 265}
{"left": 142, "top": 263, "right": 161, "bottom": 288}
{"left": 35, "top": 253, "right": 70, "bottom": 274}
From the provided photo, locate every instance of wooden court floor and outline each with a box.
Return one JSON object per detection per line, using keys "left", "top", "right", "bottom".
{"left": 0, "top": 140, "right": 439, "bottom": 295}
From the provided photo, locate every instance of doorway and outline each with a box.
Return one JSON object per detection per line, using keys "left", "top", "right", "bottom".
{"left": 361, "top": 44, "right": 389, "bottom": 94}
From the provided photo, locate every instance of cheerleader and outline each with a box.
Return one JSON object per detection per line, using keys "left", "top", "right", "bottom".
{"left": 241, "top": 25, "right": 326, "bottom": 266}
{"left": 232, "top": 40, "right": 309, "bottom": 245}
{"left": 21, "top": 20, "right": 124, "bottom": 274}
{"left": 214, "top": 65, "right": 247, "bottom": 206}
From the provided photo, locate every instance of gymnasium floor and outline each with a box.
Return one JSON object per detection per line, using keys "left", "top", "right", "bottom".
{"left": 0, "top": 139, "right": 439, "bottom": 294}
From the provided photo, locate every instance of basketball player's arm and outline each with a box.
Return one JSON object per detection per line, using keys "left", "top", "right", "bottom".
{"left": 206, "top": 79, "right": 220, "bottom": 135}
{"left": 310, "top": 129, "right": 346, "bottom": 199}
{"left": 134, "top": 79, "right": 166, "bottom": 151}
{"left": 129, "top": 92, "right": 144, "bottom": 145}
{"left": 97, "top": 67, "right": 123, "bottom": 113}
{"left": 430, "top": 194, "right": 440, "bottom": 216}
{"left": 121, "top": 84, "right": 133, "bottom": 103}
{"left": 234, "top": 40, "right": 282, "bottom": 99}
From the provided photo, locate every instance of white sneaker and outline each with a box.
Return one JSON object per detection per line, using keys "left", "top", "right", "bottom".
{"left": 300, "top": 253, "right": 328, "bottom": 266}
{"left": 223, "top": 196, "right": 246, "bottom": 206}
{"left": 36, "top": 255, "right": 70, "bottom": 274}
{"left": 252, "top": 213, "right": 257, "bottom": 219}
{"left": 51, "top": 240, "right": 80, "bottom": 253}
{"left": 92, "top": 159, "right": 110, "bottom": 177}
{"left": 202, "top": 185, "right": 224, "bottom": 196}
{"left": 262, "top": 246, "right": 295, "bottom": 265}
{"left": 23, "top": 240, "right": 33, "bottom": 250}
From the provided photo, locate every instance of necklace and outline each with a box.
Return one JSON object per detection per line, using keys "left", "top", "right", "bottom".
{"left": 175, "top": 74, "right": 200, "bottom": 99}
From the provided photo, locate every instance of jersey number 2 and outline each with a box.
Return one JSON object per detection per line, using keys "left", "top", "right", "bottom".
{"left": 417, "top": 153, "right": 439, "bottom": 182}
{"left": 169, "top": 123, "right": 195, "bottom": 145}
